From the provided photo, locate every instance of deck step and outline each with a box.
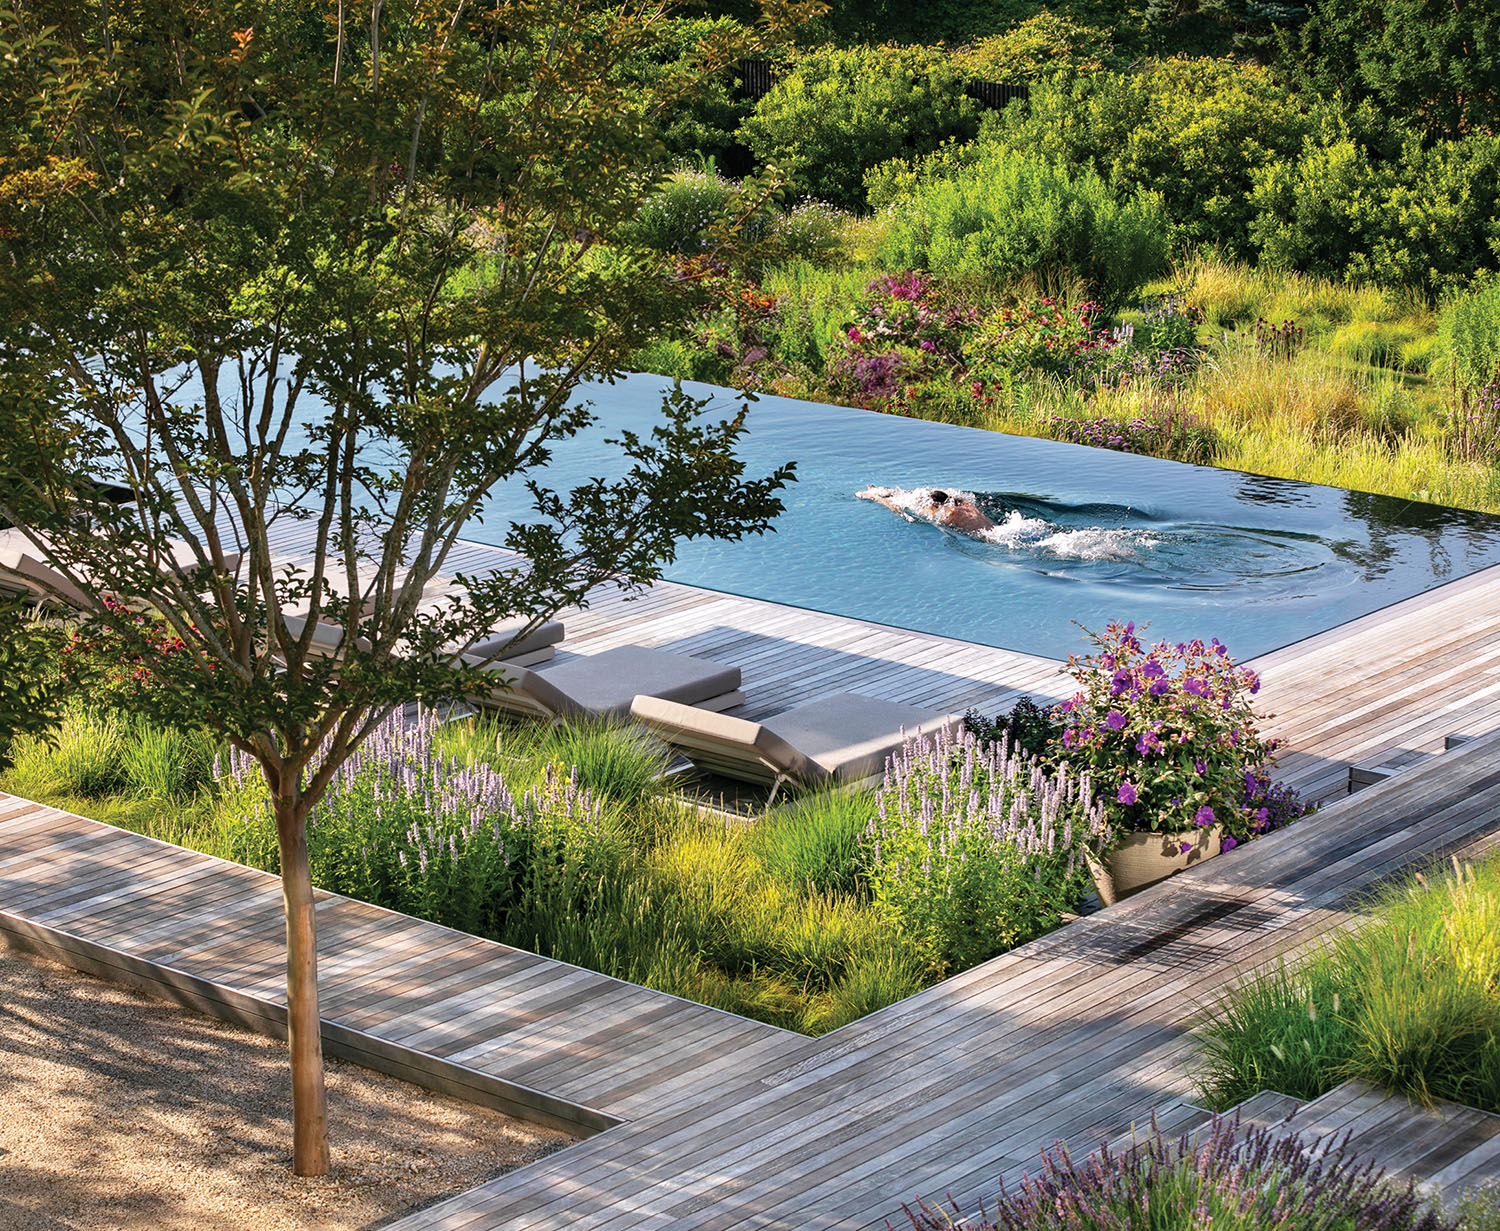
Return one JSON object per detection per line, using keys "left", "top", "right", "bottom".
{"left": 1259, "top": 1080, "right": 1500, "bottom": 1210}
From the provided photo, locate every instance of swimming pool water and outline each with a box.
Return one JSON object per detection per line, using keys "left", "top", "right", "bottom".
{"left": 452, "top": 373, "right": 1500, "bottom": 661}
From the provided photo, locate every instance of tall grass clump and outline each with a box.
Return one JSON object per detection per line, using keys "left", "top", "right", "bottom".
{"left": 748, "top": 786, "right": 870, "bottom": 895}
{"left": 1196, "top": 857, "right": 1500, "bottom": 1113}
{"left": 901, "top": 1113, "right": 1451, "bottom": 1231}
{"left": 865, "top": 726, "right": 1107, "bottom": 971}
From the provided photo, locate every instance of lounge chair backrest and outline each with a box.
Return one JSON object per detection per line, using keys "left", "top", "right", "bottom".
{"left": 477, "top": 660, "right": 579, "bottom": 720}
{"left": 629, "top": 695, "right": 825, "bottom": 788}
{"left": 0, "top": 530, "right": 91, "bottom": 607}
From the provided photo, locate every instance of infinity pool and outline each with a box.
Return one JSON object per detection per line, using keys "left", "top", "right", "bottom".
{"left": 451, "top": 372, "right": 1500, "bottom": 661}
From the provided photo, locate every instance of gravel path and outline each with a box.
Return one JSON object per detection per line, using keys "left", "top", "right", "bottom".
{"left": 0, "top": 948, "right": 574, "bottom": 1230}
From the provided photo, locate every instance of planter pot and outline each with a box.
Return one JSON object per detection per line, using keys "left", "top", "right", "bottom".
{"left": 1088, "top": 826, "right": 1223, "bottom": 906}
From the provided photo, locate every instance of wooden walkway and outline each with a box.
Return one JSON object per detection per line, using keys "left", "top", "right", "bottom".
{"left": 0, "top": 795, "right": 807, "bottom": 1135}
{"left": 382, "top": 731, "right": 1500, "bottom": 1230}
{"left": 4, "top": 731, "right": 1500, "bottom": 1227}
{"left": 8, "top": 535, "right": 1500, "bottom": 1224}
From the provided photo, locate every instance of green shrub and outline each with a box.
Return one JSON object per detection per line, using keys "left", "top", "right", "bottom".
{"left": 989, "top": 58, "right": 1320, "bottom": 256}
{"left": 0, "top": 600, "right": 69, "bottom": 771}
{"left": 738, "top": 45, "right": 980, "bottom": 211}
{"left": 760, "top": 261, "right": 877, "bottom": 375}
{"left": 1250, "top": 126, "right": 1500, "bottom": 291}
{"left": 1195, "top": 857, "right": 1500, "bottom": 1113}
{"left": 1438, "top": 275, "right": 1500, "bottom": 391}
{"left": 953, "top": 12, "right": 1112, "bottom": 81}
{"left": 627, "top": 169, "right": 739, "bottom": 254}
{"left": 879, "top": 150, "right": 1169, "bottom": 311}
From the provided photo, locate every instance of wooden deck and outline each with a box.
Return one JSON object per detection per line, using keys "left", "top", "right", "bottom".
{"left": 7, "top": 534, "right": 1500, "bottom": 1224}
{"left": 383, "top": 732, "right": 1500, "bottom": 1230}
{"left": 0, "top": 795, "right": 808, "bottom": 1136}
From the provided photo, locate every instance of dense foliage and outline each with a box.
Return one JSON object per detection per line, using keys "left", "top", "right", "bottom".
{"left": 878, "top": 149, "right": 1169, "bottom": 312}
{"left": 739, "top": 45, "right": 979, "bottom": 210}
{"left": 1196, "top": 857, "right": 1500, "bottom": 1113}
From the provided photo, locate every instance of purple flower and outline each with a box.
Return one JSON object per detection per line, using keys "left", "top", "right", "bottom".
{"left": 1194, "top": 758, "right": 1207, "bottom": 775}
{"left": 1110, "top": 669, "right": 1133, "bottom": 696}
{"left": 1149, "top": 678, "right": 1171, "bottom": 697}
{"left": 1179, "top": 841, "right": 1194, "bottom": 855}
{"left": 1221, "top": 835, "right": 1238, "bottom": 852}
{"left": 1183, "top": 677, "right": 1211, "bottom": 698}
{"left": 1135, "top": 731, "right": 1162, "bottom": 755}
{"left": 1194, "top": 805, "right": 1216, "bottom": 827}
{"left": 1117, "top": 781, "right": 1139, "bottom": 806}
{"left": 1142, "top": 660, "right": 1165, "bottom": 680}
{"left": 1105, "top": 710, "right": 1127, "bottom": 731}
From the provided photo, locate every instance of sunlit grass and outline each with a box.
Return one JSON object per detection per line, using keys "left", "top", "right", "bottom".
{"left": 1195, "top": 856, "right": 1500, "bottom": 1112}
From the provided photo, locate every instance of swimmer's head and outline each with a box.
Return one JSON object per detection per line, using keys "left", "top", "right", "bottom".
{"left": 930, "top": 489, "right": 949, "bottom": 504}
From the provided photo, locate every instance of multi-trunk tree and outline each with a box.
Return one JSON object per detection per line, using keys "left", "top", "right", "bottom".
{"left": 0, "top": 0, "right": 807, "bottom": 1175}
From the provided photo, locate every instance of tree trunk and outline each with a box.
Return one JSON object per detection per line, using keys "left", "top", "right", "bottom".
{"left": 275, "top": 799, "right": 331, "bottom": 1177}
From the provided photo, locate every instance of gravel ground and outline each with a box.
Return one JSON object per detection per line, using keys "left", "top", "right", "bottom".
{"left": 0, "top": 948, "right": 574, "bottom": 1231}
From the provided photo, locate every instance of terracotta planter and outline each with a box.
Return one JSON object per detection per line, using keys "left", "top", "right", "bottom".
{"left": 1088, "top": 826, "right": 1223, "bottom": 906}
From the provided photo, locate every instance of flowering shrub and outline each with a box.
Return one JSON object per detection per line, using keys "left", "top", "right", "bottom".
{"left": 217, "top": 708, "right": 618, "bottom": 937}
{"left": 863, "top": 725, "right": 1108, "bottom": 971}
{"left": 830, "top": 273, "right": 973, "bottom": 408}
{"left": 900, "top": 1112, "right": 1451, "bottom": 1231}
{"left": 965, "top": 297, "right": 1116, "bottom": 398}
{"left": 60, "top": 598, "right": 218, "bottom": 712}
{"left": 1054, "top": 623, "right": 1302, "bottom": 845}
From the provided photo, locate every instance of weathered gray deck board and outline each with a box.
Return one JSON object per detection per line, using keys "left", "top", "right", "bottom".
{"left": 0, "top": 801, "right": 802, "bottom": 1135}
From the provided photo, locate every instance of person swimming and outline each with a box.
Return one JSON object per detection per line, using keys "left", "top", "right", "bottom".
{"left": 859, "top": 484, "right": 998, "bottom": 534}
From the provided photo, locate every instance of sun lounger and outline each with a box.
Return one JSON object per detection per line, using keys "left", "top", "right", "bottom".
{"left": 476, "top": 645, "right": 743, "bottom": 721}
{"left": 458, "top": 619, "right": 565, "bottom": 668}
{"left": 0, "top": 528, "right": 96, "bottom": 607}
{"left": 629, "top": 691, "right": 963, "bottom": 801}
{"left": 0, "top": 527, "right": 238, "bottom": 608}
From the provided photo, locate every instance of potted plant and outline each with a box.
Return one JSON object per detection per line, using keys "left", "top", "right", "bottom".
{"left": 1052, "top": 622, "right": 1302, "bottom": 904}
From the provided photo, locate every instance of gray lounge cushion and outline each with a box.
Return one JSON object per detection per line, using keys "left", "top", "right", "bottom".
{"left": 0, "top": 528, "right": 237, "bottom": 606}
{"left": 631, "top": 690, "right": 962, "bottom": 790}
{"left": 464, "top": 619, "right": 565, "bottom": 663}
{"left": 482, "top": 645, "right": 741, "bottom": 720}
{"left": 760, "top": 693, "right": 960, "bottom": 784}
{"left": 629, "top": 696, "right": 821, "bottom": 786}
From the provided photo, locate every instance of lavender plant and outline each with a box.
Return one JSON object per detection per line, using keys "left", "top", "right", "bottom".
{"left": 900, "top": 1112, "right": 1452, "bottom": 1231}
{"left": 863, "top": 726, "right": 1108, "bottom": 972}
{"left": 217, "top": 708, "right": 618, "bottom": 938}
